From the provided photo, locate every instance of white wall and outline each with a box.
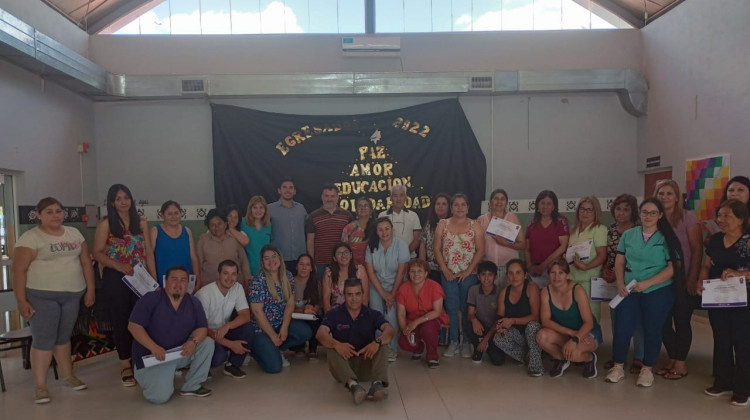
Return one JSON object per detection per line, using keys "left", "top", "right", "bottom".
{"left": 90, "top": 30, "right": 642, "bottom": 75}
{"left": 639, "top": 0, "right": 750, "bottom": 183}
{"left": 93, "top": 93, "right": 638, "bottom": 205}
{"left": 0, "top": 60, "right": 96, "bottom": 206}
{"left": 0, "top": 0, "right": 89, "bottom": 56}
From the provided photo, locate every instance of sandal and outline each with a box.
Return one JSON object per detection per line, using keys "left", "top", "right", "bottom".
{"left": 654, "top": 367, "right": 671, "bottom": 376}
{"left": 664, "top": 370, "right": 688, "bottom": 380}
{"left": 629, "top": 360, "right": 644, "bottom": 374}
{"left": 121, "top": 367, "right": 137, "bottom": 387}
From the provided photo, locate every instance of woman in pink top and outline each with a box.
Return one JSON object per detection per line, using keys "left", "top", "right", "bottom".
{"left": 477, "top": 189, "right": 525, "bottom": 288}
{"left": 525, "top": 190, "right": 570, "bottom": 288}
{"left": 434, "top": 193, "right": 485, "bottom": 358}
{"left": 655, "top": 180, "right": 702, "bottom": 379}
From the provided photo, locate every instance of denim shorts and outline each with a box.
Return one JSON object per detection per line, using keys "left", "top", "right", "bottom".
{"left": 589, "top": 327, "right": 603, "bottom": 346}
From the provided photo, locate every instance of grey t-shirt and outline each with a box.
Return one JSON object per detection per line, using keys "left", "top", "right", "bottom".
{"left": 467, "top": 284, "right": 499, "bottom": 327}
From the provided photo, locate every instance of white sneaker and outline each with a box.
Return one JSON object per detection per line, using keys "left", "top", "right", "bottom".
{"left": 460, "top": 344, "right": 473, "bottom": 359}
{"left": 636, "top": 369, "right": 654, "bottom": 388}
{"left": 605, "top": 366, "right": 625, "bottom": 383}
{"left": 443, "top": 341, "right": 459, "bottom": 357}
{"left": 281, "top": 351, "right": 290, "bottom": 368}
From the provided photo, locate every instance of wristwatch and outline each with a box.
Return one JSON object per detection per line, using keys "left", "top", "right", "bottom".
{"left": 191, "top": 337, "right": 200, "bottom": 345}
{"left": 375, "top": 337, "right": 383, "bottom": 347}
{"left": 570, "top": 336, "right": 579, "bottom": 344}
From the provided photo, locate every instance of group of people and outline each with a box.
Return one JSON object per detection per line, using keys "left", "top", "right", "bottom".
{"left": 10, "top": 175, "right": 750, "bottom": 406}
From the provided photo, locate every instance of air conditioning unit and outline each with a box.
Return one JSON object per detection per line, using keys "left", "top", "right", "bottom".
{"left": 342, "top": 37, "right": 401, "bottom": 58}
{"left": 181, "top": 79, "right": 207, "bottom": 95}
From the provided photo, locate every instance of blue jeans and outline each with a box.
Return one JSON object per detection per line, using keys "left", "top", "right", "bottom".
{"left": 251, "top": 320, "right": 312, "bottom": 373}
{"left": 211, "top": 322, "right": 255, "bottom": 368}
{"left": 613, "top": 285, "right": 674, "bottom": 367}
{"left": 134, "top": 338, "right": 214, "bottom": 404}
{"left": 610, "top": 310, "right": 645, "bottom": 361}
{"left": 369, "top": 285, "right": 399, "bottom": 352}
{"left": 442, "top": 273, "right": 478, "bottom": 344}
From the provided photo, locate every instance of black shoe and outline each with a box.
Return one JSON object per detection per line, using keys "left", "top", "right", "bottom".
{"left": 471, "top": 351, "right": 483, "bottom": 364}
{"left": 582, "top": 353, "right": 598, "bottom": 379}
{"left": 550, "top": 359, "right": 570, "bottom": 378}
{"left": 427, "top": 360, "right": 440, "bottom": 369}
{"left": 367, "top": 381, "right": 388, "bottom": 401}
{"left": 179, "top": 386, "right": 212, "bottom": 397}
{"left": 223, "top": 364, "right": 247, "bottom": 379}
{"left": 349, "top": 383, "right": 367, "bottom": 405}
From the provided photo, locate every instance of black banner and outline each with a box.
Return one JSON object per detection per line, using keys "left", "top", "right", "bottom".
{"left": 211, "top": 99, "right": 486, "bottom": 218}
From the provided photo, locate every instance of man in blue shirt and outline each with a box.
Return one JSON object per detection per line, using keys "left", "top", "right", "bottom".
{"left": 129, "top": 266, "right": 214, "bottom": 404}
{"left": 268, "top": 177, "right": 308, "bottom": 275}
{"left": 316, "top": 278, "right": 395, "bottom": 405}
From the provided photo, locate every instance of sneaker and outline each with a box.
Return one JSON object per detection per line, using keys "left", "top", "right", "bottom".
{"left": 281, "top": 351, "right": 291, "bottom": 368}
{"left": 460, "top": 344, "right": 473, "bottom": 359}
{"left": 443, "top": 341, "right": 459, "bottom": 357}
{"left": 179, "top": 386, "right": 212, "bottom": 397}
{"left": 34, "top": 387, "right": 51, "bottom": 404}
{"left": 636, "top": 369, "right": 654, "bottom": 388}
{"left": 549, "top": 359, "right": 570, "bottom": 378}
{"left": 582, "top": 353, "right": 598, "bottom": 379}
{"left": 731, "top": 394, "right": 750, "bottom": 407}
{"left": 528, "top": 369, "right": 544, "bottom": 377}
{"left": 367, "top": 381, "right": 388, "bottom": 401}
{"left": 471, "top": 351, "right": 483, "bottom": 364}
{"left": 605, "top": 366, "right": 625, "bottom": 383}
{"left": 705, "top": 386, "right": 733, "bottom": 397}
{"left": 388, "top": 348, "right": 398, "bottom": 362}
{"left": 427, "top": 360, "right": 440, "bottom": 369}
{"left": 349, "top": 383, "right": 367, "bottom": 405}
{"left": 64, "top": 375, "right": 88, "bottom": 391}
{"left": 411, "top": 352, "right": 422, "bottom": 360}
{"left": 223, "top": 364, "right": 247, "bottom": 379}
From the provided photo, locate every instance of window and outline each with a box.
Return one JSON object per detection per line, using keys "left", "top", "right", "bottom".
{"left": 106, "top": 0, "right": 630, "bottom": 35}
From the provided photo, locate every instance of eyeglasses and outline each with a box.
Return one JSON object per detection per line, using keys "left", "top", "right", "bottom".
{"left": 640, "top": 210, "right": 660, "bottom": 217}
{"left": 579, "top": 207, "right": 595, "bottom": 214}
{"left": 335, "top": 251, "right": 351, "bottom": 257}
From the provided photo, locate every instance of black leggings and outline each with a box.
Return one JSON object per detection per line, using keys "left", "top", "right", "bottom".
{"left": 662, "top": 286, "right": 702, "bottom": 361}
{"left": 103, "top": 267, "right": 139, "bottom": 361}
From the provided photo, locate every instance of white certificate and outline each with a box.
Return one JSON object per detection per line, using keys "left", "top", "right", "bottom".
{"left": 486, "top": 217, "right": 521, "bottom": 243}
{"left": 292, "top": 313, "right": 318, "bottom": 321}
{"left": 591, "top": 277, "right": 618, "bottom": 301}
{"left": 142, "top": 346, "right": 184, "bottom": 368}
{"left": 566, "top": 240, "right": 593, "bottom": 264}
{"left": 702, "top": 220, "right": 721, "bottom": 235}
{"left": 702, "top": 276, "right": 748, "bottom": 308}
{"left": 122, "top": 263, "right": 159, "bottom": 298}
{"left": 608, "top": 280, "right": 638, "bottom": 309}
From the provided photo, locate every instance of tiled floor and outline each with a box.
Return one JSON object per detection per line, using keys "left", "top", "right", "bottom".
{"left": 1, "top": 308, "right": 748, "bottom": 420}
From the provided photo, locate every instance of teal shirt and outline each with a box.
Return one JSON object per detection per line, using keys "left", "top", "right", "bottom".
{"left": 616, "top": 227, "right": 673, "bottom": 294}
{"left": 240, "top": 220, "right": 272, "bottom": 276}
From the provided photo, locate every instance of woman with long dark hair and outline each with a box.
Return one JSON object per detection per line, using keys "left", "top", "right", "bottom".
{"left": 322, "top": 242, "right": 368, "bottom": 313}
{"left": 525, "top": 190, "right": 570, "bottom": 288}
{"left": 419, "top": 192, "right": 451, "bottom": 282}
{"left": 93, "top": 184, "right": 155, "bottom": 387}
{"left": 293, "top": 254, "right": 322, "bottom": 357}
{"left": 605, "top": 198, "right": 683, "bottom": 388}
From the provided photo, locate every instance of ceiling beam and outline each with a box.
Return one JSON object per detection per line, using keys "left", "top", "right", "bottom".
{"left": 591, "top": 0, "right": 646, "bottom": 28}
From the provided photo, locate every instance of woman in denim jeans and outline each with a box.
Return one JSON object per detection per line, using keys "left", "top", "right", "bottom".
{"left": 433, "top": 194, "right": 485, "bottom": 358}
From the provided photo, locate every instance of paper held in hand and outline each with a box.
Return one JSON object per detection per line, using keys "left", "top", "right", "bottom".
{"left": 292, "top": 313, "right": 318, "bottom": 321}
{"left": 590, "top": 277, "right": 618, "bottom": 301}
{"left": 608, "top": 280, "right": 638, "bottom": 309}
{"left": 566, "top": 240, "right": 593, "bottom": 264}
{"left": 142, "top": 346, "right": 184, "bottom": 368}
{"left": 702, "top": 276, "right": 748, "bottom": 308}
{"left": 486, "top": 217, "right": 521, "bottom": 243}
{"left": 122, "top": 263, "right": 159, "bottom": 298}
